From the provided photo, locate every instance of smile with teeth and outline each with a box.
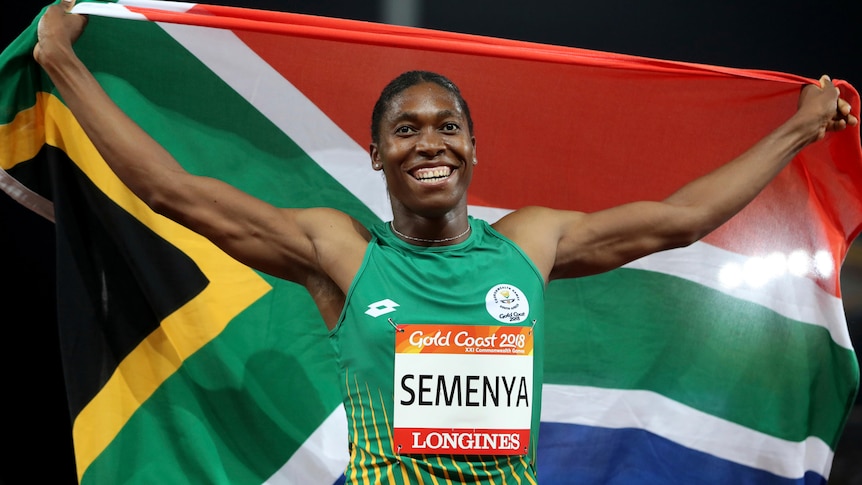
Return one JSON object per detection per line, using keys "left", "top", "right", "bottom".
{"left": 412, "top": 166, "right": 453, "bottom": 181}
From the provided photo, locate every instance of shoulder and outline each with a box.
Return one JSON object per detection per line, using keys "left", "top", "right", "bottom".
{"left": 295, "top": 207, "right": 372, "bottom": 243}
{"left": 491, "top": 206, "right": 586, "bottom": 280}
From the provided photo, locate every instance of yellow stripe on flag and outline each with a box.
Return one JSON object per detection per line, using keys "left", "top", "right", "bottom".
{"left": 33, "top": 92, "right": 272, "bottom": 480}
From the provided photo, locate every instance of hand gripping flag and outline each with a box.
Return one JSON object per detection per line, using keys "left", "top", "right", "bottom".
{"left": 1, "top": 1, "right": 861, "bottom": 483}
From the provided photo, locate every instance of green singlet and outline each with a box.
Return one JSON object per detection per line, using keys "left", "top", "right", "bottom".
{"left": 330, "top": 216, "right": 546, "bottom": 484}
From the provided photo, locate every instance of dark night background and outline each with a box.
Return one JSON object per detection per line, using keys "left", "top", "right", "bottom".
{"left": 2, "top": 1, "right": 861, "bottom": 483}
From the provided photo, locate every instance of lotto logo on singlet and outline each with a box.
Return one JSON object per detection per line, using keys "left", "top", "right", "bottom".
{"left": 485, "top": 284, "right": 529, "bottom": 323}
{"left": 366, "top": 299, "right": 400, "bottom": 317}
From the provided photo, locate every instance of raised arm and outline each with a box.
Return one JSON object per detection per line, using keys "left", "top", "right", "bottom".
{"left": 497, "top": 75, "right": 857, "bottom": 281}
{"left": 33, "top": 2, "right": 369, "bottom": 301}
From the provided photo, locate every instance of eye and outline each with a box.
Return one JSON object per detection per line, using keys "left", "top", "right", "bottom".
{"left": 395, "top": 125, "right": 416, "bottom": 135}
{"left": 440, "top": 122, "right": 460, "bottom": 133}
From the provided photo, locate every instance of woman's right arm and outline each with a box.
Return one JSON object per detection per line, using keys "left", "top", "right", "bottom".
{"left": 33, "top": 2, "right": 369, "bottom": 291}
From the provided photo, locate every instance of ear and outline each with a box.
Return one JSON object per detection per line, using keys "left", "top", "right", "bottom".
{"left": 471, "top": 136, "right": 478, "bottom": 165}
{"left": 369, "top": 143, "right": 383, "bottom": 171}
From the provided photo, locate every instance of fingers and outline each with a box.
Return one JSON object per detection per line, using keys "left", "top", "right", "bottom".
{"left": 819, "top": 74, "right": 840, "bottom": 99}
{"left": 816, "top": 75, "right": 842, "bottom": 102}
{"left": 836, "top": 97, "right": 858, "bottom": 127}
{"left": 34, "top": 0, "right": 86, "bottom": 61}
{"left": 838, "top": 97, "right": 850, "bottom": 115}
{"left": 834, "top": 86, "right": 858, "bottom": 128}
{"left": 815, "top": 74, "right": 858, "bottom": 130}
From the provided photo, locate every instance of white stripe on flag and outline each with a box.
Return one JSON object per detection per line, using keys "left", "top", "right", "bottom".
{"left": 74, "top": 0, "right": 198, "bottom": 16}
{"left": 468, "top": 205, "right": 512, "bottom": 223}
{"left": 116, "top": 0, "right": 197, "bottom": 11}
{"left": 71, "top": 2, "right": 151, "bottom": 20}
{"left": 625, "top": 242, "right": 852, "bottom": 349}
{"left": 541, "top": 383, "right": 834, "bottom": 480}
{"left": 160, "top": 22, "right": 394, "bottom": 222}
{"left": 264, "top": 405, "right": 349, "bottom": 484}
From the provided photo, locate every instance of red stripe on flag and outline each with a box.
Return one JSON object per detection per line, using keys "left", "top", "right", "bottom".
{"left": 122, "top": 3, "right": 862, "bottom": 297}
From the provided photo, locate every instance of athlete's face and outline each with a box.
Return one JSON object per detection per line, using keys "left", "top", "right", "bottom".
{"left": 370, "top": 82, "right": 477, "bottom": 218}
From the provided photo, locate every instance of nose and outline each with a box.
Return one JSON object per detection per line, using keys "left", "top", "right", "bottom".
{"left": 416, "top": 129, "right": 445, "bottom": 157}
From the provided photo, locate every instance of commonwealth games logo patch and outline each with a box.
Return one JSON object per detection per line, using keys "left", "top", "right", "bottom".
{"left": 485, "top": 284, "right": 529, "bottom": 323}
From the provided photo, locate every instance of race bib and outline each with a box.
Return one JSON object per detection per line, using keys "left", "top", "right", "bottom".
{"left": 393, "top": 323, "right": 534, "bottom": 456}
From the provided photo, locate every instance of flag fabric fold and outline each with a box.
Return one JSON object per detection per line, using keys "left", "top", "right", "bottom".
{"left": 1, "top": 1, "right": 860, "bottom": 483}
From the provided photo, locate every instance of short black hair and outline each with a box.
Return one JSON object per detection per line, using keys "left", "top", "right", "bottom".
{"left": 370, "top": 70, "right": 474, "bottom": 145}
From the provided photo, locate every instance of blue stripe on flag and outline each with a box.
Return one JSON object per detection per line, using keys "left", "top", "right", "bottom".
{"left": 536, "top": 422, "right": 827, "bottom": 485}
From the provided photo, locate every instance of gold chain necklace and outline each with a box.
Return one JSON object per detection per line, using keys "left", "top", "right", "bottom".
{"left": 389, "top": 222, "right": 472, "bottom": 243}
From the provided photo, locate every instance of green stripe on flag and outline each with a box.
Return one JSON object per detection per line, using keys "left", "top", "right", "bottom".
{"left": 85, "top": 279, "right": 343, "bottom": 484}
{"left": 544, "top": 267, "right": 858, "bottom": 447}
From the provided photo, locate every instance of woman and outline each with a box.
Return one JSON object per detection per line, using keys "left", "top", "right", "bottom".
{"left": 34, "top": 1, "right": 856, "bottom": 482}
